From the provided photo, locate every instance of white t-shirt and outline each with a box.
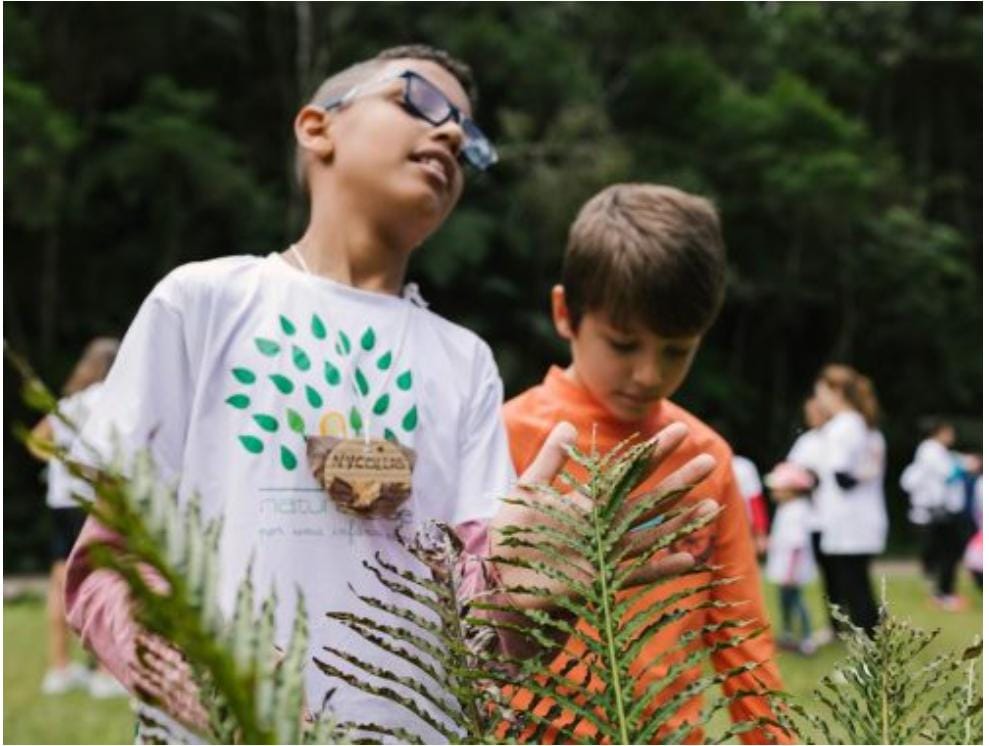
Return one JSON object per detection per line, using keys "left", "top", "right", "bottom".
{"left": 46, "top": 383, "right": 104, "bottom": 509}
{"left": 77, "top": 254, "right": 516, "bottom": 739}
{"left": 731, "top": 455, "right": 763, "bottom": 530}
{"left": 732, "top": 455, "right": 762, "bottom": 500}
{"left": 786, "top": 427, "right": 826, "bottom": 531}
{"left": 816, "top": 411, "right": 888, "bottom": 555}
{"left": 900, "top": 439, "right": 965, "bottom": 524}
{"left": 765, "top": 498, "right": 816, "bottom": 586}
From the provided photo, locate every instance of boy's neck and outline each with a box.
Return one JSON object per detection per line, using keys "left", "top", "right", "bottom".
{"left": 291, "top": 198, "right": 411, "bottom": 295}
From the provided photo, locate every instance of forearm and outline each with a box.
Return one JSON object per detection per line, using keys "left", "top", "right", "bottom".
{"left": 454, "top": 520, "right": 555, "bottom": 661}
{"left": 65, "top": 516, "right": 207, "bottom": 731}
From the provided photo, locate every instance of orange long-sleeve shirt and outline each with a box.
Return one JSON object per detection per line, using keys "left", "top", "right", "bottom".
{"left": 502, "top": 367, "right": 786, "bottom": 744}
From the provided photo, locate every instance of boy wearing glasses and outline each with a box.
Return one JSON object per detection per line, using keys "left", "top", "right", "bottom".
{"left": 503, "top": 184, "right": 786, "bottom": 743}
{"left": 64, "top": 47, "right": 713, "bottom": 740}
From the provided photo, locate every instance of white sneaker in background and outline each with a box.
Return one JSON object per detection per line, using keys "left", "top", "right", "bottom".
{"left": 40, "top": 662, "right": 90, "bottom": 695}
{"left": 88, "top": 670, "right": 128, "bottom": 699}
{"left": 812, "top": 627, "right": 835, "bottom": 646}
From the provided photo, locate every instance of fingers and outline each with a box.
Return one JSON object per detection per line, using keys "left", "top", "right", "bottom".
{"left": 623, "top": 453, "right": 716, "bottom": 528}
{"left": 644, "top": 421, "right": 690, "bottom": 472}
{"left": 621, "top": 551, "right": 697, "bottom": 588}
{"left": 132, "top": 631, "right": 209, "bottom": 734}
{"left": 518, "top": 421, "right": 578, "bottom": 487}
{"left": 621, "top": 498, "right": 719, "bottom": 557}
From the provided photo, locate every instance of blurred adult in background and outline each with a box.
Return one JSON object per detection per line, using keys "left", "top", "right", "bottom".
{"left": 786, "top": 395, "right": 836, "bottom": 642}
{"left": 28, "top": 337, "right": 125, "bottom": 697}
{"left": 813, "top": 364, "right": 888, "bottom": 636}
{"left": 900, "top": 420, "right": 978, "bottom": 610}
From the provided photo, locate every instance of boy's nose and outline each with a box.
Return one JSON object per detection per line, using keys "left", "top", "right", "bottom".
{"left": 632, "top": 356, "right": 663, "bottom": 389}
{"left": 432, "top": 119, "right": 465, "bottom": 160}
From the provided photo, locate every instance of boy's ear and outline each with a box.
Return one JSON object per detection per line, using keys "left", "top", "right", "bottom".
{"left": 551, "top": 285, "right": 576, "bottom": 341}
{"left": 294, "top": 105, "right": 335, "bottom": 160}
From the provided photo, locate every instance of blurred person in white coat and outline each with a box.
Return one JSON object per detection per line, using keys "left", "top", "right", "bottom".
{"left": 813, "top": 364, "right": 888, "bottom": 637}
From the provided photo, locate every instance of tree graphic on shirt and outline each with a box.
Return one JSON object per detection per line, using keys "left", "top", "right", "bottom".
{"left": 224, "top": 313, "right": 417, "bottom": 472}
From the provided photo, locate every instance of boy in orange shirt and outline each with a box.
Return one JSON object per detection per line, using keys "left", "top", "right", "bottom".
{"left": 503, "top": 184, "right": 785, "bottom": 743}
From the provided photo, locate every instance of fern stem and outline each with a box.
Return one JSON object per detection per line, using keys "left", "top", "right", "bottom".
{"left": 591, "top": 499, "right": 629, "bottom": 743}
{"left": 880, "top": 627, "right": 890, "bottom": 745}
{"left": 444, "top": 569, "right": 487, "bottom": 741}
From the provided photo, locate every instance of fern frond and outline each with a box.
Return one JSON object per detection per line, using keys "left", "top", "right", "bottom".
{"left": 328, "top": 612, "right": 448, "bottom": 669}
{"left": 347, "top": 588, "right": 447, "bottom": 639}
{"left": 615, "top": 578, "right": 739, "bottom": 647}
{"left": 311, "top": 657, "right": 461, "bottom": 742}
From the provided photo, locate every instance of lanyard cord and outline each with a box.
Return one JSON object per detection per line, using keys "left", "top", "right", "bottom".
{"left": 288, "top": 244, "right": 415, "bottom": 445}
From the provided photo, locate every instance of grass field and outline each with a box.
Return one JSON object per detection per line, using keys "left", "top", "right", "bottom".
{"left": 3, "top": 565, "right": 982, "bottom": 744}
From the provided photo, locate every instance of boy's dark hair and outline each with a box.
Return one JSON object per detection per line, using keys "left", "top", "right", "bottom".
{"left": 295, "top": 44, "right": 477, "bottom": 193}
{"left": 563, "top": 184, "right": 726, "bottom": 337}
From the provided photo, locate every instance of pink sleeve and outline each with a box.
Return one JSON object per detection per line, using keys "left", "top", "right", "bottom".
{"left": 65, "top": 516, "right": 207, "bottom": 730}
{"left": 453, "top": 519, "right": 493, "bottom": 602}
{"left": 64, "top": 516, "right": 142, "bottom": 690}
{"left": 454, "top": 519, "right": 541, "bottom": 660}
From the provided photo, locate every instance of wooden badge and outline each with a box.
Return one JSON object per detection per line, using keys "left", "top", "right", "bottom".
{"left": 306, "top": 436, "right": 415, "bottom": 518}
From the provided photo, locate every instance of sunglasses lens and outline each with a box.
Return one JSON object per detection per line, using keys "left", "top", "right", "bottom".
{"left": 461, "top": 119, "right": 497, "bottom": 171}
{"left": 407, "top": 75, "right": 451, "bottom": 125}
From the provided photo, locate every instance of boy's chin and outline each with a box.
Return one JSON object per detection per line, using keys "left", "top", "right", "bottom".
{"left": 605, "top": 398, "right": 660, "bottom": 424}
{"left": 395, "top": 190, "right": 456, "bottom": 239}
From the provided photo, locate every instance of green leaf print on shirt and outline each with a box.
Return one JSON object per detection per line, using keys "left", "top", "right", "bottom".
{"left": 354, "top": 367, "right": 369, "bottom": 397}
{"left": 232, "top": 368, "right": 256, "bottom": 384}
{"left": 292, "top": 345, "right": 311, "bottom": 372}
{"left": 269, "top": 374, "right": 294, "bottom": 394}
{"left": 255, "top": 338, "right": 280, "bottom": 357}
{"left": 349, "top": 406, "right": 363, "bottom": 435}
{"left": 226, "top": 394, "right": 250, "bottom": 410}
{"left": 280, "top": 446, "right": 298, "bottom": 471}
{"left": 311, "top": 314, "right": 327, "bottom": 340}
{"left": 286, "top": 408, "right": 305, "bottom": 435}
{"left": 372, "top": 394, "right": 390, "bottom": 416}
{"left": 230, "top": 319, "right": 419, "bottom": 473}
{"left": 305, "top": 385, "right": 323, "bottom": 408}
{"left": 402, "top": 405, "right": 418, "bottom": 432}
{"left": 324, "top": 360, "right": 341, "bottom": 387}
{"left": 336, "top": 331, "right": 351, "bottom": 356}
{"left": 239, "top": 435, "right": 264, "bottom": 454}
{"left": 253, "top": 414, "right": 278, "bottom": 432}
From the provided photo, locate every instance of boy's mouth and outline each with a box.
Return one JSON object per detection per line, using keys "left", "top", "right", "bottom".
{"left": 410, "top": 148, "right": 456, "bottom": 191}
{"left": 615, "top": 391, "right": 659, "bottom": 407}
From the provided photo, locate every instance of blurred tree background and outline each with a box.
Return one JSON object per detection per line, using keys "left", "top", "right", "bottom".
{"left": 4, "top": 2, "right": 981, "bottom": 571}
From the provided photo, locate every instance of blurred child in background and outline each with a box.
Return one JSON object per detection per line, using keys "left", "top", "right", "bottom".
{"left": 28, "top": 337, "right": 126, "bottom": 697}
{"left": 963, "top": 474, "right": 982, "bottom": 591}
{"left": 764, "top": 462, "right": 817, "bottom": 656}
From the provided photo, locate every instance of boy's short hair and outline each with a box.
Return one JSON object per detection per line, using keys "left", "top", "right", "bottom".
{"left": 295, "top": 44, "right": 477, "bottom": 193}
{"left": 563, "top": 183, "right": 726, "bottom": 337}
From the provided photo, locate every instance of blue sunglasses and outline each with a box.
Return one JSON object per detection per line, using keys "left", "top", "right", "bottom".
{"left": 323, "top": 69, "right": 498, "bottom": 172}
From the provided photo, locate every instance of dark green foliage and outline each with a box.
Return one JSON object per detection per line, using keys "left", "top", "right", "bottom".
{"left": 315, "top": 437, "right": 786, "bottom": 744}
{"left": 786, "top": 593, "right": 983, "bottom": 745}
{"left": 4, "top": 3, "right": 981, "bottom": 570}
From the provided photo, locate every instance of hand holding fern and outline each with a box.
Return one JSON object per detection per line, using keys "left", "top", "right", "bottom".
{"left": 489, "top": 420, "right": 719, "bottom": 611}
